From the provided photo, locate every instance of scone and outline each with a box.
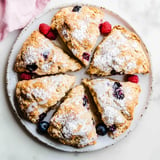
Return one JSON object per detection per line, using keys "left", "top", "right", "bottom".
{"left": 88, "top": 25, "right": 150, "bottom": 76}
{"left": 83, "top": 78, "right": 141, "bottom": 138}
{"left": 51, "top": 5, "right": 104, "bottom": 66}
{"left": 48, "top": 85, "right": 97, "bottom": 148}
{"left": 16, "top": 74, "right": 75, "bottom": 123}
{"left": 14, "top": 30, "right": 81, "bottom": 75}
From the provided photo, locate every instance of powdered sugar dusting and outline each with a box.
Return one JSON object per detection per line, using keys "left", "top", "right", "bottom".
{"left": 72, "top": 20, "right": 87, "bottom": 42}
{"left": 22, "top": 36, "right": 53, "bottom": 66}
{"left": 19, "top": 75, "right": 74, "bottom": 122}
{"left": 30, "top": 88, "right": 50, "bottom": 100}
{"left": 91, "top": 79, "right": 130, "bottom": 125}
{"left": 93, "top": 29, "right": 138, "bottom": 73}
{"left": 54, "top": 108, "right": 95, "bottom": 146}
{"left": 52, "top": 86, "right": 96, "bottom": 146}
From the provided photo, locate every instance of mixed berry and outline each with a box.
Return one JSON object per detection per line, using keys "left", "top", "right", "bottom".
{"left": 107, "top": 124, "right": 116, "bottom": 132}
{"left": 83, "top": 95, "right": 88, "bottom": 107}
{"left": 37, "top": 121, "right": 49, "bottom": 134}
{"left": 113, "top": 82, "right": 125, "bottom": 100}
{"left": 96, "top": 123, "right": 117, "bottom": 136}
{"left": 39, "top": 23, "right": 50, "bottom": 35}
{"left": 72, "top": 6, "right": 82, "bottom": 12}
{"left": 110, "top": 69, "right": 117, "bottom": 75}
{"left": 42, "top": 51, "right": 49, "bottom": 60}
{"left": 82, "top": 52, "right": 90, "bottom": 61}
{"left": 39, "top": 23, "right": 57, "bottom": 40}
{"left": 99, "top": 21, "right": 112, "bottom": 35}
{"left": 96, "top": 123, "right": 107, "bottom": 136}
{"left": 127, "top": 75, "right": 139, "bottom": 83}
{"left": 26, "top": 63, "right": 38, "bottom": 72}
{"left": 39, "top": 113, "right": 47, "bottom": 121}
{"left": 20, "top": 73, "right": 32, "bottom": 80}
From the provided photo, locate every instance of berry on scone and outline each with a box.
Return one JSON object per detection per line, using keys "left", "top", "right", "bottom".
{"left": 37, "top": 121, "right": 49, "bottom": 134}
{"left": 96, "top": 123, "right": 107, "bottom": 136}
{"left": 46, "top": 30, "right": 57, "bottom": 40}
{"left": 127, "top": 75, "right": 139, "bottom": 83}
{"left": 20, "top": 73, "right": 32, "bottom": 80}
{"left": 39, "top": 23, "right": 51, "bottom": 35}
{"left": 99, "top": 21, "right": 112, "bottom": 34}
{"left": 39, "top": 23, "right": 57, "bottom": 40}
{"left": 82, "top": 52, "right": 90, "bottom": 61}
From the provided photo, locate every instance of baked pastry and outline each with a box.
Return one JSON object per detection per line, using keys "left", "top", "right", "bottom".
{"left": 48, "top": 85, "right": 97, "bottom": 148}
{"left": 14, "top": 30, "right": 81, "bottom": 75}
{"left": 88, "top": 25, "right": 150, "bottom": 76}
{"left": 51, "top": 5, "right": 104, "bottom": 66}
{"left": 16, "top": 74, "right": 75, "bottom": 123}
{"left": 83, "top": 78, "right": 141, "bottom": 138}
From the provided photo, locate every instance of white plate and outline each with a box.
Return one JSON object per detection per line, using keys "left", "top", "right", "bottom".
{"left": 6, "top": 4, "right": 152, "bottom": 152}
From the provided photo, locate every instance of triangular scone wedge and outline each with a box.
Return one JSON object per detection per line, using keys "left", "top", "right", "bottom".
{"left": 51, "top": 6, "right": 104, "bottom": 66}
{"left": 14, "top": 30, "right": 81, "bottom": 75}
{"left": 83, "top": 78, "right": 141, "bottom": 138}
{"left": 16, "top": 74, "right": 75, "bottom": 123}
{"left": 88, "top": 25, "right": 150, "bottom": 76}
{"left": 48, "top": 85, "right": 97, "bottom": 148}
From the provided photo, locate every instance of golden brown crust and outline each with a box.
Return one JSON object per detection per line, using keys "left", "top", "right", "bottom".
{"left": 16, "top": 75, "right": 75, "bottom": 123}
{"left": 48, "top": 85, "right": 97, "bottom": 148}
{"left": 88, "top": 25, "right": 150, "bottom": 76}
{"left": 83, "top": 78, "right": 141, "bottom": 138}
{"left": 14, "top": 30, "right": 82, "bottom": 75}
{"left": 51, "top": 6, "right": 104, "bottom": 66}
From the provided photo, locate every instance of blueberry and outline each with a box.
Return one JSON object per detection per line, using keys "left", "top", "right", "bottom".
{"left": 96, "top": 123, "right": 107, "bottom": 136}
{"left": 110, "top": 69, "right": 117, "bottom": 75}
{"left": 113, "top": 88, "right": 125, "bottom": 100}
{"left": 26, "top": 63, "right": 38, "bottom": 72}
{"left": 72, "top": 6, "right": 82, "bottom": 12}
{"left": 39, "top": 113, "right": 46, "bottom": 121}
{"left": 42, "top": 51, "right": 49, "bottom": 60}
{"left": 113, "top": 82, "right": 121, "bottom": 90}
{"left": 82, "top": 52, "right": 90, "bottom": 61}
{"left": 107, "top": 124, "right": 116, "bottom": 132}
{"left": 37, "top": 121, "right": 49, "bottom": 134}
{"left": 83, "top": 95, "right": 88, "bottom": 106}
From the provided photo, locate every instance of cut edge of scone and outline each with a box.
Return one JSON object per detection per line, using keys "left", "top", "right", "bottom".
{"left": 82, "top": 78, "right": 141, "bottom": 138}
{"left": 51, "top": 5, "right": 104, "bottom": 66}
{"left": 14, "top": 30, "right": 82, "bottom": 75}
{"left": 48, "top": 85, "right": 97, "bottom": 148}
{"left": 16, "top": 74, "right": 76, "bottom": 123}
{"left": 87, "top": 25, "right": 150, "bottom": 76}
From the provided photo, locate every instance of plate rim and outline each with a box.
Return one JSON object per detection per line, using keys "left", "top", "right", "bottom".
{"left": 6, "top": 3, "right": 153, "bottom": 152}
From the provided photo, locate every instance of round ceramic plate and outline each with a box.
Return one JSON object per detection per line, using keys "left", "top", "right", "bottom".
{"left": 6, "top": 4, "right": 152, "bottom": 152}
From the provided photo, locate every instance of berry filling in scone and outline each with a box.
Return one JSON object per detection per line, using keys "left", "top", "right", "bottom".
{"left": 48, "top": 85, "right": 97, "bottom": 148}
{"left": 83, "top": 78, "right": 141, "bottom": 138}
{"left": 51, "top": 6, "right": 104, "bottom": 66}
{"left": 88, "top": 25, "right": 150, "bottom": 76}
{"left": 16, "top": 75, "right": 75, "bottom": 123}
{"left": 14, "top": 30, "right": 82, "bottom": 76}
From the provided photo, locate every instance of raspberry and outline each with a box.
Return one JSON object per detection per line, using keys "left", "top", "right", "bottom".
{"left": 46, "top": 30, "right": 57, "bottom": 40}
{"left": 99, "top": 21, "right": 112, "bottom": 34}
{"left": 20, "top": 73, "right": 32, "bottom": 80}
{"left": 82, "top": 52, "right": 90, "bottom": 61}
{"left": 39, "top": 23, "right": 51, "bottom": 35}
{"left": 127, "top": 75, "right": 139, "bottom": 83}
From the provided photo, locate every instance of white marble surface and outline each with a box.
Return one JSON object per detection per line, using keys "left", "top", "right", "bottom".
{"left": 0, "top": 0, "right": 160, "bottom": 159}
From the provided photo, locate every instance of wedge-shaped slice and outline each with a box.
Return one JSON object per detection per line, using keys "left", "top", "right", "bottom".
{"left": 16, "top": 74, "right": 75, "bottom": 123}
{"left": 51, "top": 6, "right": 104, "bottom": 66}
{"left": 14, "top": 30, "right": 81, "bottom": 75}
{"left": 88, "top": 25, "right": 150, "bottom": 76}
{"left": 48, "top": 85, "right": 97, "bottom": 148}
{"left": 83, "top": 78, "right": 141, "bottom": 138}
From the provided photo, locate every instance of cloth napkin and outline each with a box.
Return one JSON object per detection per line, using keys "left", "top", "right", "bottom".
{"left": 0, "top": 0, "right": 50, "bottom": 41}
